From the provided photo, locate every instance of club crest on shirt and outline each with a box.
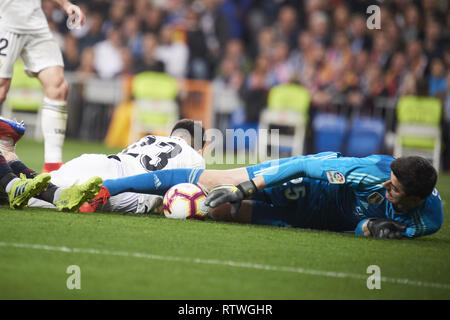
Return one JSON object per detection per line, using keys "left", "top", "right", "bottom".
{"left": 368, "top": 192, "right": 384, "bottom": 205}
{"left": 326, "top": 171, "right": 345, "bottom": 184}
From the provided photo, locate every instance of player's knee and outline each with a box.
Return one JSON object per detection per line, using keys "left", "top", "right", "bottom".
{"left": 56, "top": 78, "right": 69, "bottom": 100}
{"left": 44, "top": 76, "right": 68, "bottom": 101}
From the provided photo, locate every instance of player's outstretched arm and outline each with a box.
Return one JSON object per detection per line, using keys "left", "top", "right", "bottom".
{"left": 51, "top": 0, "right": 86, "bottom": 26}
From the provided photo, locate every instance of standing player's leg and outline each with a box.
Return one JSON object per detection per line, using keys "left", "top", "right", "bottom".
{"left": 37, "top": 66, "right": 68, "bottom": 173}
{"left": 21, "top": 30, "right": 68, "bottom": 173}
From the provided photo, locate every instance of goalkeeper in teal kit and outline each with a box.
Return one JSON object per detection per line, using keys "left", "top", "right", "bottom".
{"left": 81, "top": 152, "right": 443, "bottom": 239}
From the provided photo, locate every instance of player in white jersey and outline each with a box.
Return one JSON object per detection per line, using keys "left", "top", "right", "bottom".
{"left": 29, "top": 119, "right": 207, "bottom": 213}
{"left": 0, "top": 0, "right": 86, "bottom": 173}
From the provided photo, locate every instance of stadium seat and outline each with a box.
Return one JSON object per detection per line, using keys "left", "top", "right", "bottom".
{"left": 312, "top": 112, "right": 348, "bottom": 153}
{"left": 393, "top": 95, "right": 442, "bottom": 170}
{"left": 79, "top": 75, "right": 124, "bottom": 141}
{"left": 346, "top": 116, "right": 385, "bottom": 157}
{"left": 2, "top": 60, "right": 44, "bottom": 139}
{"left": 258, "top": 83, "right": 310, "bottom": 159}
{"left": 129, "top": 71, "right": 178, "bottom": 143}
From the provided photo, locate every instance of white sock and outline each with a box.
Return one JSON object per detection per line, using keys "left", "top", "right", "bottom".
{"left": 5, "top": 178, "right": 20, "bottom": 193}
{"left": 41, "top": 97, "right": 68, "bottom": 163}
{"left": 52, "top": 188, "right": 62, "bottom": 203}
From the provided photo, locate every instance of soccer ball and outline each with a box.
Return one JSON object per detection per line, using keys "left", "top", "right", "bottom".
{"left": 163, "top": 183, "right": 209, "bottom": 220}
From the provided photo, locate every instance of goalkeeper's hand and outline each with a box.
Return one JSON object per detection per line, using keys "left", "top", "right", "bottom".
{"left": 204, "top": 180, "right": 257, "bottom": 217}
{"left": 367, "top": 218, "right": 407, "bottom": 239}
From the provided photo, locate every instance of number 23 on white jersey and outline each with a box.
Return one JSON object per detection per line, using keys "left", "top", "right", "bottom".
{"left": 117, "top": 135, "right": 205, "bottom": 175}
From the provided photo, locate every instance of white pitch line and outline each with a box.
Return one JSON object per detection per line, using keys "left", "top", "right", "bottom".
{"left": 1, "top": 241, "right": 449, "bottom": 291}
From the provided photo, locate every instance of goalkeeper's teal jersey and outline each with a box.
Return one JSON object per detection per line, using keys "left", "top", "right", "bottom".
{"left": 246, "top": 152, "right": 444, "bottom": 238}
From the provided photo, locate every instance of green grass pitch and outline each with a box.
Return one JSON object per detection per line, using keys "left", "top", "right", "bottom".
{"left": 0, "top": 138, "right": 449, "bottom": 299}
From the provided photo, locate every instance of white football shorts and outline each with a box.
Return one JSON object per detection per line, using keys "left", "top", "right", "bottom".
{"left": 0, "top": 28, "right": 63, "bottom": 78}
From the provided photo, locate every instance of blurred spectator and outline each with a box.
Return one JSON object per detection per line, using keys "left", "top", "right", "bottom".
{"left": 155, "top": 24, "right": 189, "bottom": 78}
{"left": 332, "top": 3, "right": 350, "bottom": 33}
{"left": 444, "top": 45, "right": 450, "bottom": 69}
{"left": 273, "top": 5, "right": 300, "bottom": 50}
{"left": 267, "top": 41, "right": 292, "bottom": 85}
{"left": 402, "top": 4, "right": 421, "bottom": 43}
{"left": 79, "top": 12, "right": 105, "bottom": 52}
{"left": 244, "top": 55, "right": 272, "bottom": 91}
{"left": 445, "top": 11, "right": 450, "bottom": 43}
{"left": 222, "top": 38, "right": 251, "bottom": 76}
{"left": 398, "top": 72, "right": 418, "bottom": 96}
{"left": 253, "top": 26, "right": 275, "bottom": 59}
{"left": 120, "top": 47, "right": 134, "bottom": 76}
{"left": 240, "top": 56, "right": 271, "bottom": 123}
{"left": 360, "top": 63, "right": 388, "bottom": 115}
{"left": 198, "top": 0, "right": 232, "bottom": 63}
{"left": 309, "top": 10, "right": 330, "bottom": 46}
{"left": 304, "top": 0, "right": 327, "bottom": 17}
{"left": 185, "top": 8, "right": 212, "bottom": 79}
{"left": 424, "top": 19, "right": 443, "bottom": 61}
{"left": 213, "top": 58, "right": 244, "bottom": 95}
{"left": 142, "top": 4, "right": 165, "bottom": 34}
{"left": 219, "top": 0, "right": 252, "bottom": 40}
{"left": 326, "top": 31, "right": 352, "bottom": 75}
{"left": 164, "top": 0, "right": 189, "bottom": 27}
{"left": 348, "top": 13, "right": 372, "bottom": 55}
{"left": 62, "top": 34, "right": 80, "bottom": 71}
{"left": 307, "top": 43, "right": 333, "bottom": 109}
{"left": 429, "top": 58, "right": 447, "bottom": 96}
{"left": 104, "top": 0, "right": 129, "bottom": 30}
{"left": 385, "top": 52, "right": 408, "bottom": 97}
{"left": 132, "top": 0, "right": 150, "bottom": 24}
{"left": 288, "top": 31, "right": 313, "bottom": 81}
{"left": 370, "top": 32, "right": 393, "bottom": 71}
{"left": 406, "top": 40, "right": 428, "bottom": 78}
{"left": 93, "top": 27, "right": 124, "bottom": 78}
{"left": 133, "top": 33, "right": 165, "bottom": 74}
{"left": 122, "top": 14, "right": 144, "bottom": 58}
{"left": 383, "top": 19, "right": 401, "bottom": 52}
{"left": 77, "top": 47, "right": 97, "bottom": 79}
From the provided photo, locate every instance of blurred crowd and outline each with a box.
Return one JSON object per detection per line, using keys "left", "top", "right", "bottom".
{"left": 45, "top": 0, "right": 450, "bottom": 120}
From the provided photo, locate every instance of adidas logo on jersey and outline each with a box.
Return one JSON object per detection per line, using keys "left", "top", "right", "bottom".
{"left": 154, "top": 175, "right": 162, "bottom": 189}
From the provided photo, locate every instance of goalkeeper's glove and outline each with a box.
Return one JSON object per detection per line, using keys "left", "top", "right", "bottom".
{"left": 367, "top": 218, "right": 407, "bottom": 239}
{"left": 204, "top": 180, "right": 257, "bottom": 217}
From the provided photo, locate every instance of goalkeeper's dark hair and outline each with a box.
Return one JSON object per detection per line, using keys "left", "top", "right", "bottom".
{"left": 390, "top": 156, "right": 437, "bottom": 199}
{"left": 171, "top": 119, "right": 206, "bottom": 150}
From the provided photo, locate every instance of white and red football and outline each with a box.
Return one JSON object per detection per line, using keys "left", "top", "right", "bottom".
{"left": 163, "top": 183, "right": 209, "bottom": 220}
